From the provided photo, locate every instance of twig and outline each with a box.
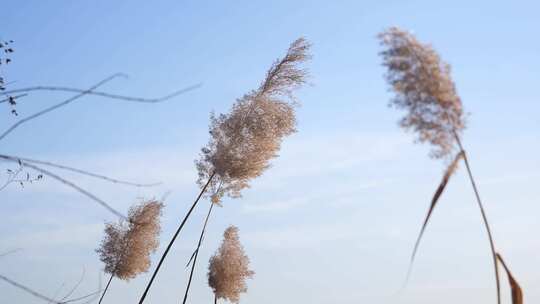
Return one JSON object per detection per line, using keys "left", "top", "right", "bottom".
{"left": 0, "top": 154, "right": 161, "bottom": 187}
{"left": 59, "top": 268, "right": 86, "bottom": 302}
{"left": 0, "top": 248, "right": 22, "bottom": 257}
{"left": 0, "top": 93, "right": 28, "bottom": 104}
{"left": 0, "top": 156, "right": 127, "bottom": 219}
{"left": 0, "top": 73, "right": 125, "bottom": 142}
{"left": 0, "top": 274, "right": 64, "bottom": 303}
{"left": 0, "top": 83, "right": 201, "bottom": 104}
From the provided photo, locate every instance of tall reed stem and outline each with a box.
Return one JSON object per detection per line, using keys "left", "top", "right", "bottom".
{"left": 137, "top": 172, "right": 216, "bottom": 304}
{"left": 97, "top": 273, "right": 114, "bottom": 304}
{"left": 453, "top": 131, "right": 500, "bottom": 304}
{"left": 182, "top": 201, "right": 215, "bottom": 304}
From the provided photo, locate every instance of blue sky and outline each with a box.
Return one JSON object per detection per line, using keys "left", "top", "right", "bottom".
{"left": 1, "top": 1, "right": 539, "bottom": 303}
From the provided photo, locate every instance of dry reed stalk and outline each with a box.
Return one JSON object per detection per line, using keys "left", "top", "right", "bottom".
{"left": 379, "top": 27, "right": 506, "bottom": 303}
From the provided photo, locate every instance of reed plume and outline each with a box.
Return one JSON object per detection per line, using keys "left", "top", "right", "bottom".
{"left": 378, "top": 27, "right": 522, "bottom": 304}
{"left": 208, "top": 226, "right": 254, "bottom": 304}
{"left": 196, "top": 37, "right": 310, "bottom": 203}
{"left": 96, "top": 199, "right": 163, "bottom": 304}
{"left": 379, "top": 26, "right": 465, "bottom": 159}
{"left": 137, "top": 37, "right": 310, "bottom": 304}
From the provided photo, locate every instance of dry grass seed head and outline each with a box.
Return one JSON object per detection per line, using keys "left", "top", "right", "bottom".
{"left": 96, "top": 199, "right": 164, "bottom": 280}
{"left": 378, "top": 27, "right": 465, "bottom": 158}
{"left": 208, "top": 226, "right": 254, "bottom": 303}
{"left": 196, "top": 38, "right": 311, "bottom": 202}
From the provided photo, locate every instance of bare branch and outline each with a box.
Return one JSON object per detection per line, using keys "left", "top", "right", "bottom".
{"left": 0, "top": 274, "right": 63, "bottom": 303}
{"left": 0, "top": 93, "right": 28, "bottom": 104}
{"left": 0, "top": 83, "right": 201, "bottom": 104}
{"left": 0, "top": 154, "right": 161, "bottom": 187}
{"left": 59, "top": 268, "right": 86, "bottom": 302}
{"left": 0, "top": 248, "right": 22, "bottom": 257}
{"left": 0, "top": 73, "right": 125, "bottom": 142}
{"left": 0, "top": 155, "right": 127, "bottom": 219}
{"left": 0, "top": 273, "right": 102, "bottom": 304}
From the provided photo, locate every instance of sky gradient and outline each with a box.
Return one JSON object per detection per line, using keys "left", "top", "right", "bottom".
{"left": 1, "top": 1, "right": 539, "bottom": 303}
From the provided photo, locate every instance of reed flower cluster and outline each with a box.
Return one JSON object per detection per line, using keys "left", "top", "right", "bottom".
{"left": 378, "top": 27, "right": 465, "bottom": 158}
{"left": 196, "top": 38, "right": 311, "bottom": 203}
{"left": 208, "top": 226, "right": 254, "bottom": 303}
{"left": 96, "top": 199, "right": 164, "bottom": 280}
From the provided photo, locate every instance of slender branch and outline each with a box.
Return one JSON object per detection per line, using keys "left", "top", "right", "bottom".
{"left": 0, "top": 248, "right": 22, "bottom": 257}
{"left": 0, "top": 73, "right": 125, "bottom": 142}
{"left": 0, "top": 154, "right": 161, "bottom": 187}
{"left": 137, "top": 172, "right": 216, "bottom": 304}
{"left": 0, "top": 155, "right": 127, "bottom": 219}
{"left": 0, "top": 274, "right": 64, "bottom": 304}
{"left": 0, "top": 83, "right": 201, "bottom": 104}
{"left": 0, "top": 274, "right": 99, "bottom": 304}
{"left": 182, "top": 201, "right": 214, "bottom": 304}
{"left": 97, "top": 273, "right": 114, "bottom": 304}
{"left": 0, "top": 93, "right": 28, "bottom": 104}
{"left": 453, "top": 131, "right": 501, "bottom": 304}
{"left": 59, "top": 268, "right": 86, "bottom": 302}
{"left": 61, "top": 290, "right": 103, "bottom": 304}
{"left": 48, "top": 281, "right": 67, "bottom": 304}
{"left": 0, "top": 164, "right": 25, "bottom": 191}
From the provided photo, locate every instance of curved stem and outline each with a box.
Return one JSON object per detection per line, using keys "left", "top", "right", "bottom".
{"left": 97, "top": 274, "right": 114, "bottom": 304}
{"left": 182, "top": 201, "right": 215, "bottom": 304}
{"left": 454, "top": 132, "right": 501, "bottom": 304}
{"left": 137, "top": 172, "right": 215, "bottom": 304}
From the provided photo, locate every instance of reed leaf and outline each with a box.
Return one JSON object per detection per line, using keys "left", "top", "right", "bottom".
{"left": 407, "top": 151, "right": 465, "bottom": 279}
{"left": 497, "top": 253, "right": 523, "bottom": 304}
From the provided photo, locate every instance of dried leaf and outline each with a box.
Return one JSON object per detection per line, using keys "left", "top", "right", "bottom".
{"left": 407, "top": 151, "right": 465, "bottom": 279}
{"left": 497, "top": 253, "right": 523, "bottom": 304}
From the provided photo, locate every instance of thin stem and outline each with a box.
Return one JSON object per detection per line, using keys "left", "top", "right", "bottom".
{"left": 97, "top": 274, "right": 114, "bottom": 304}
{"left": 214, "top": 295, "right": 217, "bottom": 304}
{"left": 137, "top": 172, "right": 216, "bottom": 304}
{"left": 182, "top": 201, "right": 215, "bottom": 304}
{"left": 453, "top": 131, "right": 501, "bottom": 304}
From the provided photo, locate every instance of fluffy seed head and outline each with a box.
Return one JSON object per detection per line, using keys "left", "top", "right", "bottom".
{"left": 196, "top": 38, "right": 311, "bottom": 202}
{"left": 379, "top": 27, "right": 465, "bottom": 158}
{"left": 96, "top": 199, "right": 164, "bottom": 280}
{"left": 208, "top": 226, "right": 254, "bottom": 303}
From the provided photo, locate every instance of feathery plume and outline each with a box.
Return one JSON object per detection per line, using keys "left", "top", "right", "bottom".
{"left": 196, "top": 38, "right": 311, "bottom": 203}
{"left": 379, "top": 27, "right": 465, "bottom": 158}
{"left": 96, "top": 199, "right": 163, "bottom": 304}
{"left": 208, "top": 226, "right": 254, "bottom": 304}
{"left": 97, "top": 199, "right": 163, "bottom": 279}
